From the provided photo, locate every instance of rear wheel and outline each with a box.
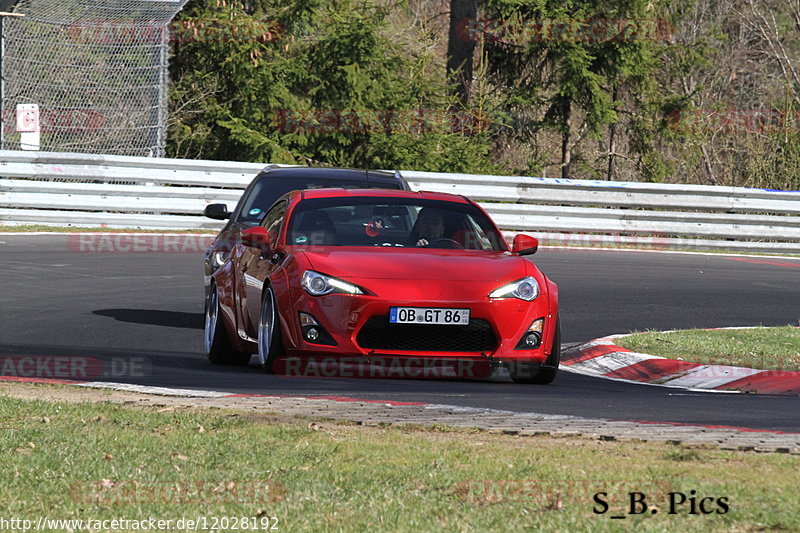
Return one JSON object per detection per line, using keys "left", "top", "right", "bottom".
{"left": 257, "top": 286, "right": 284, "bottom": 373}
{"left": 204, "top": 284, "right": 251, "bottom": 366}
{"left": 508, "top": 318, "right": 561, "bottom": 384}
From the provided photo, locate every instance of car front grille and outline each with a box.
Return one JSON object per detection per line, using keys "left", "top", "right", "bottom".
{"left": 356, "top": 315, "right": 498, "bottom": 352}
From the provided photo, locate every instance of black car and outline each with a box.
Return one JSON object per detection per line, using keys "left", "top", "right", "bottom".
{"left": 203, "top": 166, "right": 410, "bottom": 299}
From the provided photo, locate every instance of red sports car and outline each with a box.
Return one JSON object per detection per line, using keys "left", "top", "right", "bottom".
{"left": 204, "top": 189, "right": 560, "bottom": 383}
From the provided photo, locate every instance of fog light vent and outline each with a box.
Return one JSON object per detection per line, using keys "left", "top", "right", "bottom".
{"left": 515, "top": 318, "right": 545, "bottom": 350}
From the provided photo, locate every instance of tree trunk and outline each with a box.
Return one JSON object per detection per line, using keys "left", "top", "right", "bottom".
{"left": 446, "top": 0, "right": 478, "bottom": 106}
{"left": 561, "top": 99, "right": 572, "bottom": 179}
{"left": 607, "top": 86, "right": 619, "bottom": 181}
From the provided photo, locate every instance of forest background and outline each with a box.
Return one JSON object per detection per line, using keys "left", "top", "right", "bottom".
{"left": 167, "top": 0, "right": 800, "bottom": 190}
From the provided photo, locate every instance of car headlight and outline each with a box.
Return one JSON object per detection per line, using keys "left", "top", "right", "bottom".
{"left": 301, "top": 270, "right": 364, "bottom": 296}
{"left": 489, "top": 276, "right": 540, "bottom": 301}
{"left": 210, "top": 251, "right": 229, "bottom": 269}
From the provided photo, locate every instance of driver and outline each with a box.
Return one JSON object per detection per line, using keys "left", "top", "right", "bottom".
{"left": 413, "top": 208, "right": 447, "bottom": 247}
{"left": 297, "top": 210, "right": 337, "bottom": 245}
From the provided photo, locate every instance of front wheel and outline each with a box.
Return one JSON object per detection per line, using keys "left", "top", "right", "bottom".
{"left": 204, "top": 284, "right": 251, "bottom": 366}
{"left": 508, "top": 319, "right": 561, "bottom": 384}
{"left": 257, "top": 286, "right": 284, "bottom": 373}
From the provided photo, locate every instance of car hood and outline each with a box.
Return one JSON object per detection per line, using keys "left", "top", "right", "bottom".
{"left": 299, "top": 248, "right": 530, "bottom": 283}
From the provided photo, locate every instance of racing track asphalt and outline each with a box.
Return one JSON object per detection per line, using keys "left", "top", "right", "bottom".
{"left": 1, "top": 234, "right": 798, "bottom": 432}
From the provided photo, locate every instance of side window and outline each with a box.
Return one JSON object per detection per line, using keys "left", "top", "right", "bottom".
{"left": 260, "top": 200, "right": 287, "bottom": 247}
{"left": 463, "top": 214, "right": 494, "bottom": 250}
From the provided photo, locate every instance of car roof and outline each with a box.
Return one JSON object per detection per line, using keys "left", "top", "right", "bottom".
{"left": 257, "top": 166, "right": 405, "bottom": 187}
{"left": 297, "top": 188, "right": 469, "bottom": 203}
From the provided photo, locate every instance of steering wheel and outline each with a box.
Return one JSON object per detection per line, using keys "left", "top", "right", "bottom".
{"left": 428, "top": 238, "right": 464, "bottom": 249}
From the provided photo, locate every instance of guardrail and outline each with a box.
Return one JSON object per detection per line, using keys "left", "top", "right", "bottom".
{"left": 1, "top": 150, "right": 799, "bottom": 254}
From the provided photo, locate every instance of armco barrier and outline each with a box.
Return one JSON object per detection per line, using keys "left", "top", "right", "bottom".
{"left": 1, "top": 150, "right": 799, "bottom": 254}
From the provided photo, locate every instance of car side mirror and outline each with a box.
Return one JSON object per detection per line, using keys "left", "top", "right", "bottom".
{"left": 512, "top": 234, "right": 538, "bottom": 255}
{"left": 241, "top": 226, "right": 270, "bottom": 249}
{"left": 204, "top": 203, "right": 230, "bottom": 220}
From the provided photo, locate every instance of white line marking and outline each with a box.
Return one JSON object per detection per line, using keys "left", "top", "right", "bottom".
{"left": 560, "top": 366, "right": 741, "bottom": 393}
{"left": 77, "top": 382, "right": 232, "bottom": 398}
{"left": 561, "top": 338, "right": 617, "bottom": 356}
{"left": 662, "top": 365, "right": 767, "bottom": 389}
{"left": 566, "top": 351, "right": 661, "bottom": 375}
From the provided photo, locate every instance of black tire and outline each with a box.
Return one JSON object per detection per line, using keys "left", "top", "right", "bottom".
{"left": 257, "top": 285, "right": 284, "bottom": 373}
{"left": 204, "top": 284, "right": 251, "bottom": 366}
{"left": 509, "top": 319, "right": 561, "bottom": 384}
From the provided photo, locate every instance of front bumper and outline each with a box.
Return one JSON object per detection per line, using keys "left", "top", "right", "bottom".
{"left": 282, "top": 288, "right": 556, "bottom": 363}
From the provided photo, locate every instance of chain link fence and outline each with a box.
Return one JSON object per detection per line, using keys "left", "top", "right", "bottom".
{"left": 1, "top": 0, "right": 187, "bottom": 156}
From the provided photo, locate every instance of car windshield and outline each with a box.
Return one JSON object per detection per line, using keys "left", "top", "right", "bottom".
{"left": 237, "top": 176, "right": 399, "bottom": 224}
{"left": 287, "top": 197, "right": 507, "bottom": 251}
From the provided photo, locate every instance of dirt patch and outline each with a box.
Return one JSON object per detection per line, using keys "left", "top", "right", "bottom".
{"left": 0, "top": 381, "right": 151, "bottom": 404}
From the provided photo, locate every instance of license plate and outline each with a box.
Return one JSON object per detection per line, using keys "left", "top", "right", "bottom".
{"left": 389, "top": 307, "right": 470, "bottom": 325}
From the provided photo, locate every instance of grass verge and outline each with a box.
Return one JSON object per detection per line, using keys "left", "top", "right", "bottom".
{"left": 615, "top": 326, "right": 800, "bottom": 372}
{"left": 0, "top": 390, "right": 798, "bottom": 532}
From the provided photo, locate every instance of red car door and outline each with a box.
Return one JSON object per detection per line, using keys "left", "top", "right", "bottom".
{"left": 237, "top": 200, "right": 288, "bottom": 341}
